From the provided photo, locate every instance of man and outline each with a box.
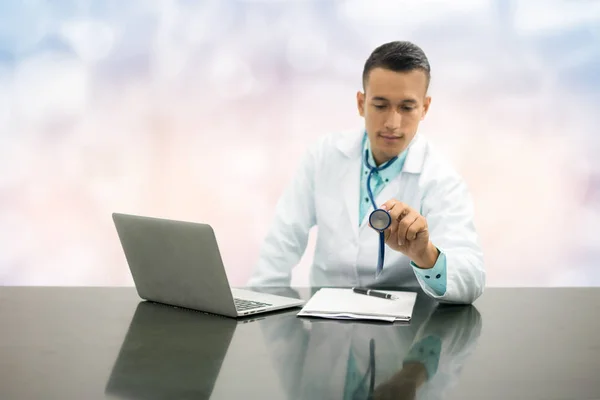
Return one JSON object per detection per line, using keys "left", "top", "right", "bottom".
{"left": 248, "top": 41, "right": 485, "bottom": 304}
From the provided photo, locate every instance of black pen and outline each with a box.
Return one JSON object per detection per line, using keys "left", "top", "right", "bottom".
{"left": 352, "top": 287, "right": 397, "bottom": 300}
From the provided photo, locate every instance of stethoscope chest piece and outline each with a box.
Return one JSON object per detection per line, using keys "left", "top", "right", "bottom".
{"left": 369, "top": 209, "right": 391, "bottom": 231}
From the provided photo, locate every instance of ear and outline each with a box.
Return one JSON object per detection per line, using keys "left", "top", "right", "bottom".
{"left": 421, "top": 96, "right": 432, "bottom": 120}
{"left": 357, "top": 91, "right": 365, "bottom": 117}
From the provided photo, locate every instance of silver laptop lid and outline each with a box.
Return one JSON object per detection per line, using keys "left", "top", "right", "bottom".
{"left": 112, "top": 213, "right": 238, "bottom": 317}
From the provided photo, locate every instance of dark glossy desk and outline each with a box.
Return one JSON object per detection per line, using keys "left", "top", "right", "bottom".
{"left": 1, "top": 287, "right": 599, "bottom": 400}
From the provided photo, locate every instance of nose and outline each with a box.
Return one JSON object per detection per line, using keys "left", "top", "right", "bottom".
{"left": 384, "top": 110, "right": 402, "bottom": 131}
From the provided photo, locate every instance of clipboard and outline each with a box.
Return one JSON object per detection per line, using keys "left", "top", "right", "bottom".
{"left": 296, "top": 288, "right": 417, "bottom": 322}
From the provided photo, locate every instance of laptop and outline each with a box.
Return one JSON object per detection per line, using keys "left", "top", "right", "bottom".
{"left": 105, "top": 301, "right": 274, "bottom": 399}
{"left": 112, "top": 212, "right": 305, "bottom": 317}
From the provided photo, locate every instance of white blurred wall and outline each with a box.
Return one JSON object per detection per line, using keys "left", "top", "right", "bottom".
{"left": 0, "top": 0, "right": 599, "bottom": 287}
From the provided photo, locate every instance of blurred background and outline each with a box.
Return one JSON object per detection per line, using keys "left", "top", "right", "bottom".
{"left": 0, "top": 0, "right": 599, "bottom": 287}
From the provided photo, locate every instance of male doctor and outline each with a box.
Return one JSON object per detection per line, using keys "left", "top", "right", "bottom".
{"left": 248, "top": 41, "right": 485, "bottom": 304}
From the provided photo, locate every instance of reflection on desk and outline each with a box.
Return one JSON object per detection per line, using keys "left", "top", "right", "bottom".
{"left": 259, "top": 290, "right": 482, "bottom": 400}
{"left": 104, "top": 288, "right": 481, "bottom": 400}
{"left": 3, "top": 286, "right": 599, "bottom": 400}
{"left": 104, "top": 301, "right": 238, "bottom": 399}
{"left": 104, "top": 299, "right": 296, "bottom": 400}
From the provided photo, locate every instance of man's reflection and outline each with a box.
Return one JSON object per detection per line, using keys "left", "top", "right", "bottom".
{"left": 259, "top": 288, "right": 482, "bottom": 400}
{"left": 371, "top": 304, "right": 481, "bottom": 399}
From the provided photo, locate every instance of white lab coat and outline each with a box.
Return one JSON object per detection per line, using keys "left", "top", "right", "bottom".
{"left": 248, "top": 129, "right": 485, "bottom": 304}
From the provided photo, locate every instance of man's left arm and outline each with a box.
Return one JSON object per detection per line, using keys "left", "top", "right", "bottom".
{"left": 411, "top": 175, "right": 485, "bottom": 304}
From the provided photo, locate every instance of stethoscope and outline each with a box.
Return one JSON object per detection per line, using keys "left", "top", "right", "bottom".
{"left": 352, "top": 338, "right": 376, "bottom": 399}
{"left": 363, "top": 149, "right": 398, "bottom": 277}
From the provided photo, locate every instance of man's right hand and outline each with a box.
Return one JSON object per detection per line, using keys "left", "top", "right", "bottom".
{"left": 372, "top": 362, "right": 428, "bottom": 400}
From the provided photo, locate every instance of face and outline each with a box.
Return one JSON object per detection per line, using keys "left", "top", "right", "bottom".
{"left": 357, "top": 67, "right": 431, "bottom": 165}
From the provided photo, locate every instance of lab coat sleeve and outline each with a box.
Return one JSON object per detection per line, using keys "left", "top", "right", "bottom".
{"left": 246, "top": 144, "right": 318, "bottom": 287}
{"left": 411, "top": 252, "right": 447, "bottom": 296}
{"left": 416, "top": 172, "right": 486, "bottom": 304}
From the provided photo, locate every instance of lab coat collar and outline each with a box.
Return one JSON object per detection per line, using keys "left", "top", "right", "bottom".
{"left": 335, "top": 129, "right": 427, "bottom": 174}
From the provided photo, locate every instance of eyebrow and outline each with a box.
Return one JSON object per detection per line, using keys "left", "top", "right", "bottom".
{"left": 371, "top": 96, "right": 418, "bottom": 104}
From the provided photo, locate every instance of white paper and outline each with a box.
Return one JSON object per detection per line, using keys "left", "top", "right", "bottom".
{"left": 299, "top": 312, "right": 398, "bottom": 322}
{"left": 296, "top": 288, "right": 417, "bottom": 323}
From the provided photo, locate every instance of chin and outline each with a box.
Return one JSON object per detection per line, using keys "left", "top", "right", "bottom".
{"left": 379, "top": 138, "right": 407, "bottom": 151}
{"left": 369, "top": 134, "right": 408, "bottom": 161}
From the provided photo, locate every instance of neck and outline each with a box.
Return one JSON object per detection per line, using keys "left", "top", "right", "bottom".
{"left": 372, "top": 151, "right": 395, "bottom": 167}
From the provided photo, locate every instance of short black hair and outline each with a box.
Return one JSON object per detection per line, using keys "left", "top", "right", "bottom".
{"left": 362, "top": 41, "right": 431, "bottom": 90}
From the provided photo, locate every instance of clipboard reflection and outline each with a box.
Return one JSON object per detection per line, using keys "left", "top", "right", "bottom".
{"left": 104, "top": 301, "right": 242, "bottom": 400}
{"left": 259, "top": 293, "right": 482, "bottom": 400}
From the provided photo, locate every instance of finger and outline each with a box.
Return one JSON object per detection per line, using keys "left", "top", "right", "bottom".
{"left": 386, "top": 200, "right": 410, "bottom": 219}
{"left": 380, "top": 199, "right": 407, "bottom": 212}
{"left": 385, "top": 199, "right": 419, "bottom": 246}
{"left": 406, "top": 217, "right": 427, "bottom": 241}
{"left": 384, "top": 213, "right": 396, "bottom": 243}
{"left": 385, "top": 202, "right": 409, "bottom": 244}
{"left": 397, "top": 211, "right": 419, "bottom": 246}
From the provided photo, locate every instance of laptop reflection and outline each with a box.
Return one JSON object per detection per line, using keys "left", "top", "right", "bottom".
{"left": 105, "top": 301, "right": 255, "bottom": 400}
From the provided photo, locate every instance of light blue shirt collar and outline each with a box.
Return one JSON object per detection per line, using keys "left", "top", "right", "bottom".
{"left": 362, "top": 133, "right": 408, "bottom": 179}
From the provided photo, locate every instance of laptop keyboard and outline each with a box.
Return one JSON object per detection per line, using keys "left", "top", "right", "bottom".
{"left": 234, "top": 298, "right": 272, "bottom": 311}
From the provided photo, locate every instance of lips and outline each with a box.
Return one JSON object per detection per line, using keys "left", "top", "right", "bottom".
{"left": 379, "top": 134, "right": 402, "bottom": 139}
